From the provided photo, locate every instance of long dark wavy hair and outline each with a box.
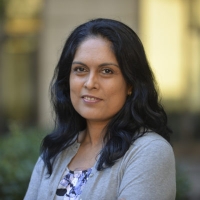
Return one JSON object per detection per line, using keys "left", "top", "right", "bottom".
{"left": 41, "top": 18, "right": 172, "bottom": 175}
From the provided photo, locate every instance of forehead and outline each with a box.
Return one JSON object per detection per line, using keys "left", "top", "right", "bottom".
{"left": 77, "top": 36, "right": 112, "bottom": 51}
{"left": 73, "top": 37, "right": 117, "bottom": 62}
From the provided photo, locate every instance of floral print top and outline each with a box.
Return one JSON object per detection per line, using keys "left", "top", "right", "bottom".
{"left": 55, "top": 167, "right": 92, "bottom": 200}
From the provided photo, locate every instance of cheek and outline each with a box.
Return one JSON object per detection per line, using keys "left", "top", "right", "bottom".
{"left": 70, "top": 75, "right": 80, "bottom": 94}
{"left": 69, "top": 78, "right": 78, "bottom": 104}
{"left": 109, "top": 80, "right": 128, "bottom": 96}
{"left": 107, "top": 82, "right": 128, "bottom": 104}
{"left": 70, "top": 91, "right": 80, "bottom": 114}
{"left": 70, "top": 87, "right": 79, "bottom": 104}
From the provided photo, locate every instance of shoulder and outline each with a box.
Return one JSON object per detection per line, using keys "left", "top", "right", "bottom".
{"left": 117, "top": 132, "right": 176, "bottom": 199}
{"left": 123, "top": 131, "right": 175, "bottom": 165}
{"left": 133, "top": 131, "right": 172, "bottom": 152}
{"left": 34, "top": 156, "right": 45, "bottom": 171}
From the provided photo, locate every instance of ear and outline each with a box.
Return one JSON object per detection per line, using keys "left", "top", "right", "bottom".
{"left": 127, "top": 85, "right": 133, "bottom": 96}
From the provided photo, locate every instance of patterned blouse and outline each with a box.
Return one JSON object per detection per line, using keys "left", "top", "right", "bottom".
{"left": 55, "top": 167, "right": 92, "bottom": 200}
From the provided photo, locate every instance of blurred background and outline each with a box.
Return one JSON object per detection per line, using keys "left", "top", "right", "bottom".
{"left": 0, "top": 0, "right": 199, "bottom": 199}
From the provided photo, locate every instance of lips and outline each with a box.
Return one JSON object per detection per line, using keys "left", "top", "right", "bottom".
{"left": 82, "top": 95, "right": 102, "bottom": 103}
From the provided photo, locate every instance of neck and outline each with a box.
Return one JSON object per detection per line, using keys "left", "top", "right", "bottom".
{"left": 79, "top": 120, "right": 108, "bottom": 147}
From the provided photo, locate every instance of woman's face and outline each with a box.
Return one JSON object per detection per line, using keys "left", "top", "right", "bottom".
{"left": 70, "top": 37, "right": 129, "bottom": 124}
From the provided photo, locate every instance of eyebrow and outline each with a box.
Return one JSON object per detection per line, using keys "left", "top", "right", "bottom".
{"left": 72, "top": 61, "right": 119, "bottom": 68}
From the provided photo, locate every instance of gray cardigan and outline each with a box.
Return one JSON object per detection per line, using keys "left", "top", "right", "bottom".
{"left": 24, "top": 132, "right": 176, "bottom": 200}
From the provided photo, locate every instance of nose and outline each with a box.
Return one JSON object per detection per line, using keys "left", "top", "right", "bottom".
{"left": 84, "top": 72, "right": 99, "bottom": 90}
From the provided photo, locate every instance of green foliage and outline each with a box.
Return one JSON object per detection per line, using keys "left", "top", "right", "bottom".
{"left": 0, "top": 0, "right": 6, "bottom": 19}
{"left": 176, "top": 165, "right": 191, "bottom": 200}
{"left": 0, "top": 126, "right": 47, "bottom": 200}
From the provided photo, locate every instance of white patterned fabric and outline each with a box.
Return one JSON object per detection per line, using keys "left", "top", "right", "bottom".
{"left": 55, "top": 168, "right": 92, "bottom": 200}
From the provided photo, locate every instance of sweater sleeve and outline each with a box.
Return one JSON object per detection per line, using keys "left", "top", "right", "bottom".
{"left": 24, "top": 157, "right": 45, "bottom": 200}
{"left": 118, "top": 139, "right": 176, "bottom": 200}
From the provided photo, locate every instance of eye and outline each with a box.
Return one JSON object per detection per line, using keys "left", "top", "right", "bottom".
{"left": 73, "top": 67, "right": 87, "bottom": 73}
{"left": 102, "top": 68, "right": 113, "bottom": 74}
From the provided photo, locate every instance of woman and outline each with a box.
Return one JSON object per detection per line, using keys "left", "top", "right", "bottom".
{"left": 25, "top": 18, "right": 176, "bottom": 200}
